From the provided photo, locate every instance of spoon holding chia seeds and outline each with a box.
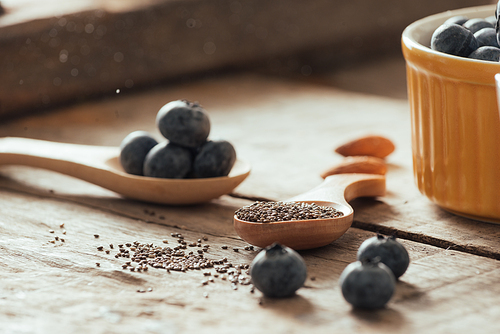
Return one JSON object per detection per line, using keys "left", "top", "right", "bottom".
{"left": 234, "top": 173, "right": 385, "bottom": 250}
{"left": 0, "top": 137, "right": 250, "bottom": 205}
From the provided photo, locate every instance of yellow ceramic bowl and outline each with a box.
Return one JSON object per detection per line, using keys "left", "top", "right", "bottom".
{"left": 402, "top": 5, "right": 500, "bottom": 223}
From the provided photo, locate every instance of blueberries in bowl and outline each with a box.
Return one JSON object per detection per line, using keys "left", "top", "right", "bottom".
{"left": 430, "top": 23, "right": 478, "bottom": 57}
{"left": 339, "top": 258, "right": 396, "bottom": 309}
{"left": 193, "top": 140, "right": 237, "bottom": 178}
{"left": 143, "top": 142, "right": 193, "bottom": 179}
{"left": 250, "top": 243, "right": 307, "bottom": 298}
{"left": 119, "top": 131, "right": 158, "bottom": 175}
{"left": 430, "top": 7, "right": 500, "bottom": 62}
{"left": 156, "top": 100, "right": 211, "bottom": 148}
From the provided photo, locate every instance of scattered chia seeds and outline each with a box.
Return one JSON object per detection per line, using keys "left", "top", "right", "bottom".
{"left": 235, "top": 201, "right": 344, "bottom": 223}
{"left": 100, "top": 236, "right": 255, "bottom": 293}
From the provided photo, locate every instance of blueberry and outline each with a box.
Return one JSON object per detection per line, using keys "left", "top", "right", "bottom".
{"left": 474, "top": 28, "right": 499, "bottom": 48}
{"left": 357, "top": 234, "right": 410, "bottom": 279}
{"left": 339, "top": 258, "right": 396, "bottom": 309}
{"left": 469, "top": 46, "right": 500, "bottom": 62}
{"left": 143, "top": 141, "right": 193, "bottom": 179}
{"left": 192, "top": 140, "right": 237, "bottom": 178}
{"left": 431, "top": 23, "right": 478, "bottom": 57}
{"left": 250, "top": 243, "right": 307, "bottom": 298}
{"left": 497, "top": 2, "right": 500, "bottom": 46}
{"left": 156, "top": 100, "right": 210, "bottom": 148}
{"left": 444, "top": 15, "right": 469, "bottom": 26}
{"left": 119, "top": 131, "right": 158, "bottom": 175}
{"left": 485, "top": 15, "right": 496, "bottom": 27}
{"left": 463, "top": 18, "right": 494, "bottom": 34}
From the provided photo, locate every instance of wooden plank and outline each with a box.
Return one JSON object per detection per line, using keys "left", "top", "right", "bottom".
{"left": 0, "top": 188, "right": 499, "bottom": 333}
{"left": 0, "top": 0, "right": 493, "bottom": 117}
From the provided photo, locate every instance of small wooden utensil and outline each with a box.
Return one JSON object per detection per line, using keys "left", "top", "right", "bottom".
{"left": 234, "top": 173, "right": 385, "bottom": 250}
{"left": 0, "top": 137, "right": 250, "bottom": 205}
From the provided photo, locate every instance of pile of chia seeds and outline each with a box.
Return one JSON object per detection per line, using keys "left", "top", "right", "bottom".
{"left": 234, "top": 201, "right": 344, "bottom": 223}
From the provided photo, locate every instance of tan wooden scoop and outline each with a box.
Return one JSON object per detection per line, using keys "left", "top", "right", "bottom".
{"left": 0, "top": 137, "right": 250, "bottom": 205}
{"left": 234, "top": 173, "right": 385, "bottom": 250}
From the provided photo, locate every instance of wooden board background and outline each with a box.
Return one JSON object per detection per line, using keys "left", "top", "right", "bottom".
{"left": 0, "top": 0, "right": 494, "bottom": 117}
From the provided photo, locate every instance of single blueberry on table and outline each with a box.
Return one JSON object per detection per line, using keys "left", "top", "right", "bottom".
{"left": 339, "top": 258, "right": 396, "bottom": 309}
{"left": 156, "top": 100, "right": 211, "bottom": 148}
{"left": 444, "top": 15, "right": 469, "bottom": 26}
{"left": 357, "top": 234, "right": 410, "bottom": 279}
{"left": 431, "top": 23, "right": 478, "bottom": 57}
{"left": 469, "top": 46, "right": 500, "bottom": 62}
{"left": 119, "top": 131, "right": 158, "bottom": 175}
{"left": 462, "top": 18, "right": 494, "bottom": 34}
{"left": 143, "top": 141, "right": 193, "bottom": 179}
{"left": 250, "top": 243, "right": 307, "bottom": 298}
{"left": 192, "top": 140, "right": 237, "bottom": 178}
{"left": 474, "top": 28, "right": 499, "bottom": 48}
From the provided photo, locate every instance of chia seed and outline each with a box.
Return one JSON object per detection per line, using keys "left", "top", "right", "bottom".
{"left": 235, "top": 201, "right": 343, "bottom": 223}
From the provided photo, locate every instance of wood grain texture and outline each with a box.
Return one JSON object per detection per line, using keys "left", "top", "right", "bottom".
{"left": 0, "top": 0, "right": 493, "bottom": 117}
{"left": 0, "top": 188, "right": 499, "bottom": 333}
{"left": 0, "top": 67, "right": 500, "bottom": 332}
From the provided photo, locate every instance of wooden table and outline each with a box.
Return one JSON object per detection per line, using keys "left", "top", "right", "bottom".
{"left": 1, "top": 56, "right": 500, "bottom": 334}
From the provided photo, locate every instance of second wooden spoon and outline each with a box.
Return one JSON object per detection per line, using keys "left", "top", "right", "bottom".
{"left": 233, "top": 173, "right": 385, "bottom": 250}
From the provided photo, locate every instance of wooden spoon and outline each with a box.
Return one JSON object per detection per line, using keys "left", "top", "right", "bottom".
{"left": 0, "top": 137, "right": 250, "bottom": 205}
{"left": 234, "top": 173, "right": 385, "bottom": 250}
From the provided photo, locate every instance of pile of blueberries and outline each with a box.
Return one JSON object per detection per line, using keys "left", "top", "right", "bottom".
{"left": 430, "top": 4, "right": 500, "bottom": 62}
{"left": 119, "top": 100, "right": 237, "bottom": 179}
{"left": 339, "top": 234, "right": 410, "bottom": 309}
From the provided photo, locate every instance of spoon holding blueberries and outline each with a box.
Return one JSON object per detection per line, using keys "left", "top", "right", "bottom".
{"left": 0, "top": 100, "right": 250, "bottom": 205}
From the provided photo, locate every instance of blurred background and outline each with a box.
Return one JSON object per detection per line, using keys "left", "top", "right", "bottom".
{"left": 0, "top": 0, "right": 495, "bottom": 119}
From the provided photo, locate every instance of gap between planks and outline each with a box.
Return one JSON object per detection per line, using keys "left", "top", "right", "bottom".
{"left": 351, "top": 220, "right": 500, "bottom": 261}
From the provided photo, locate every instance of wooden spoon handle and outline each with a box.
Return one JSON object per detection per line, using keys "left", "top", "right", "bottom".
{"left": 0, "top": 137, "right": 118, "bottom": 180}
{"left": 288, "top": 173, "right": 386, "bottom": 206}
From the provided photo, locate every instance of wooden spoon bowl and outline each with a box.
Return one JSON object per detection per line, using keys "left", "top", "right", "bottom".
{"left": 234, "top": 173, "right": 385, "bottom": 250}
{"left": 0, "top": 137, "right": 250, "bottom": 205}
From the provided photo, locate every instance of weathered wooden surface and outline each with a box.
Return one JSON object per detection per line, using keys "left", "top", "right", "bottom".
{"left": 1, "top": 62, "right": 500, "bottom": 333}
{"left": 0, "top": 0, "right": 493, "bottom": 117}
{"left": 1, "top": 188, "right": 500, "bottom": 334}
